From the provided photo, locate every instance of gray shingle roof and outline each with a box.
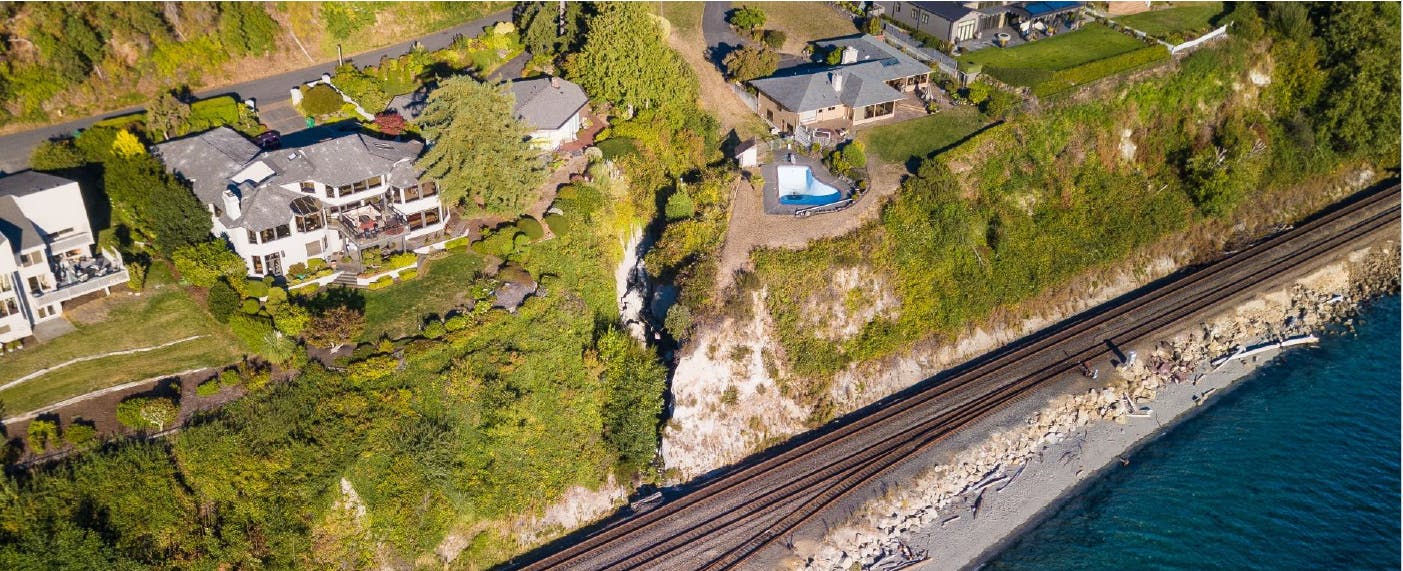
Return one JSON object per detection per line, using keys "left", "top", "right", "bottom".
{"left": 509, "top": 77, "right": 588, "bottom": 131}
{"left": 909, "top": 1, "right": 978, "bottom": 22}
{"left": 0, "top": 170, "right": 75, "bottom": 198}
{"left": 0, "top": 196, "right": 43, "bottom": 253}
{"left": 153, "top": 127, "right": 262, "bottom": 205}
{"left": 155, "top": 128, "right": 425, "bottom": 231}
{"left": 750, "top": 34, "right": 927, "bottom": 113}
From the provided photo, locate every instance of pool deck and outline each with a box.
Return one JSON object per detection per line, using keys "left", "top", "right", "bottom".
{"left": 757, "top": 150, "right": 853, "bottom": 216}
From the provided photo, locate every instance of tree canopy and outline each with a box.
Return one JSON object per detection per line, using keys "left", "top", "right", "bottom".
{"left": 415, "top": 76, "right": 546, "bottom": 214}
{"left": 564, "top": 2, "right": 697, "bottom": 113}
{"left": 104, "top": 154, "right": 212, "bottom": 255}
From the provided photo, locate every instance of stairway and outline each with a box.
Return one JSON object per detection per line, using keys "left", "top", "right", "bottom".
{"left": 330, "top": 271, "right": 361, "bottom": 288}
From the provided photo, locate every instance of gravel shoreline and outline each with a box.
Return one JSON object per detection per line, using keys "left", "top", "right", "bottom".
{"left": 789, "top": 240, "right": 1400, "bottom": 571}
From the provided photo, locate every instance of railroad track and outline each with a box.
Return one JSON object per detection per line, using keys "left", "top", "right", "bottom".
{"left": 510, "top": 185, "right": 1399, "bottom": 571}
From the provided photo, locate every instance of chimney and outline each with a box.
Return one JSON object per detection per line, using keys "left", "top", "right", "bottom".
{"left": 841, "top": 46, "right": 859, "bottom": 65}
{"left": 222, "top": 188, "right": 241, "bottom": 220}
{"left": 550, "top": 76, "right": 561, "bottom": 89}
{"left": 831, "top": 72, "right": 845, "bottom": 92}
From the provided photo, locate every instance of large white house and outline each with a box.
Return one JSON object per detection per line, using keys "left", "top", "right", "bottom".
{"left": 0, "top": 171, "right": 128, "bottom": 344}
{"left": 509, "top": 76, "right": 588, "bottom": 151}
{"left": 154, "top": 128, "right": 446, "bottom": 277}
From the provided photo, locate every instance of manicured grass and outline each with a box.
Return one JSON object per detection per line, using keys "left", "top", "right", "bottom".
{"left": 959, "top": 23, "right": 1145, "bottom": 72}
{"left": 738, "top": 1, "right": 858, "bottom": 53}
{"left": 1116, "top": 2, "right": 1225, "bottom": 42}
{"left": 655, "top": 2, "right": 704, "bottom": 37}
{"left": 361, "top": 251, "right": 486, "bottom": 342}
{"left": 860, "top": 107, "right": 989, "bottom": 166}
{"left": 0, "top": 287, "right": 243, "bottom": 414}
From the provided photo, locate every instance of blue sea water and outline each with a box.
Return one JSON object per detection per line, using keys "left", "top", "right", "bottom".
{"left": 987, "top": 296, "right": 1401, "bottom": 571}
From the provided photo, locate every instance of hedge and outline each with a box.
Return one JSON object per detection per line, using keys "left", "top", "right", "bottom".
{"left": 397, "top": 268, "right": 418, "bottom": 281}
{"left": 369, "top": 275, "right": 394, "bottom": 290}
{"left": 1031, "top": 45, "right": 1170, "bottom": 98}
{"left": 516, "top": 217, "right": 544, "bottom": 240}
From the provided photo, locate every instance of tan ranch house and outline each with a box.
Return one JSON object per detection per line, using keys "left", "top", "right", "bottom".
{"left": 749, "top": 34, "right": 930, "bottom": 134}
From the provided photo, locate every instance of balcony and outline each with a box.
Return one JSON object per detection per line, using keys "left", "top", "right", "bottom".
{"left": 32, "top": 256, "right": 129, "bottom": 306}
{"left": 336, "top": 203, "right": 409, "bottom": 250}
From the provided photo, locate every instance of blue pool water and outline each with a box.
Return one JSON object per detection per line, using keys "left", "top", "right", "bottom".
{"left": 987, "top": 296, "right": 1401, "bottom": 571}
{"left": 777, "top": 165, "right": 842, "bottom": 206}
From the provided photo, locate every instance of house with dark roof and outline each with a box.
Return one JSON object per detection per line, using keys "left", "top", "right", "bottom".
{"left": 748, "top": 35, "right": 930, "bottom": 133}
{"left": 0, "top": 171, "right": 127, "bottom": 344}
{"left": 509, "top": 76, "right": 588, "bottom": 151}
{"left": 154, "top": 127, "right": 445, "bottom": 277}
{"left": 875, "top": 1, "right": 1085, "bottom": 44}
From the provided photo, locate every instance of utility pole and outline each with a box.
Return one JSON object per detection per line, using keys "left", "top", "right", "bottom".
{"left": 337, "top": 44, "right": 344, "bottom": 67}
{"left": 559, "top": 0, "right": 566, "bottom": 36}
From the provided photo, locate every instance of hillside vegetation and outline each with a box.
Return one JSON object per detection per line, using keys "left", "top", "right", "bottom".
{"left": 752, "top": 2, "right": 1400, "bottom": 414}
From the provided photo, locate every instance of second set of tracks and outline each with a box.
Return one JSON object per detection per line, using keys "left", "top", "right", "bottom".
{"left": 510, "top": 185, "right": 1400, "bottom": 571}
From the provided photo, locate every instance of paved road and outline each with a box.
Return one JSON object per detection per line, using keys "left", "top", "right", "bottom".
{"left": 0, "top": 8, "right": 510, "bottom": 174}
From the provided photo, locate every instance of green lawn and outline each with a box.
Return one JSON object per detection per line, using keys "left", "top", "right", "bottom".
{"left": 861, "top": 107, "right": 989, "bottom": 166}
{"left": 361, "top": 251, "right": 486, "bottom": 342}
{"left": 655, "top": 2, "right": 704, "bottom": 37}
{"left": 1116, "top": 2, "right": 1225, "bottom": 42}
{"left": 960, "top": 23, "right": 1145, "bottom": 72}
{"left": 0, "top": 287, "right": 243, "bottom": 414}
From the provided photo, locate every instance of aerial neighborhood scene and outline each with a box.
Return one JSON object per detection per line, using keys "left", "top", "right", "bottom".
{"left": 0, "top": 1, "right": 1397, "bottom": 569}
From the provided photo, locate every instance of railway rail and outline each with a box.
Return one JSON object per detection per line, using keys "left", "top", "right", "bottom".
{"left": 510, "top": 185, "right": 1399, "bottom": 571}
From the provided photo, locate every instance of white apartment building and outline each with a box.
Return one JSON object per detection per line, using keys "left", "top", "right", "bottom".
{"left": 154, "top": 128, "right": 445, "bottom": 277}
{"left": 0, "top": 171, "right": 128, "bottom": 344}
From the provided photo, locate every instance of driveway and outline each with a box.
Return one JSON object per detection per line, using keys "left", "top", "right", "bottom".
{"left": 0, "top": 9, "right": 510, "bottom": 174}
{"left": 702, "top": 1, "right": 746, "bottom": 67}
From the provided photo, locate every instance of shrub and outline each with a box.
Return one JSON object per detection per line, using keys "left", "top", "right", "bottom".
{"left": 762, "top": 29, "right": 786, "bottom": 50}
{"left": 306, "top": 257, "right": 327, "bottom": 271}
{"left": 115, "top": 397, "right": 179, "bottom": 431}
{"left": 27, "top": 419, "right": 59, "bottom": 452}
{"left": 728, "top": 6, "right": 765, "bottom": 30}
{"left": 397, "top": 268, "right": 418, "bottom": 281}
{"left": 30, "top": 139, "right": 86, "bottom": 171}
{"left": 445, "top": 315, "right": 469, "bottom": 331}
{"left": 302, "top": 84, "right": 345, "bottom": 116}
{"left": 126, "top": 261, "right": 148, "bottom": 291}
{"left": 196, "top": 379, "right": 221, "bottom": 397}
{"left": 63, "top": 422, "right": 97, "bottom": 450}
{"left": 207, "top": 280, "right": 241, "bottom": 323}
{"left": 219, "top": 369, "right": 243, "bottom": 387}
{"left": 422, "top": 320, "right": 446, "bottom": 339}
{"left": 723, "top": 44, "right": 779, "bottom": 82}
{"left": 188, "top": 96, "right": 255, "bottom": 133}
{"left": 664, "top": 303, "right": 694, "bottom": 340}
{"left": 556, "top": 185, "right": 578, "bottom": 199}
{"left": 369, "top": 275, "right": 394, "bottom": 290}
{"left": 444, "top": 236, "right": 471, "bottom": 251}
{"left": 360, "top": 247, "right": 383, "bottom": 268}
{"left": 245, "top": 369, "right": 272, "bottom": 391}
{"left": 347, "top": 354, "right": 398, "bottom": 384}
{"left": 173, "top": 241, "right": 246, "bottom": 288}
{"left": 543, "top": 213, "right": 569, "bottom": 235}
{"left": 241, "top": 298, "right": 263, "bottom": 314}
{"left": 515, "top": 217, "right": 544, "bottom": 240}
{"left": 385, "top": 251, "right": 418, "bottom": 270}
{"left": 721, "top": 385, "right": 739, "bottom": 405}
{"left": 665, "top": 189, "right": 696, "bottom": 221}
{"left": 864, "top": 16, "right": 883, "bottom": 36}
{"left": 229, "top": 313, "right": 296, "bottom": 363}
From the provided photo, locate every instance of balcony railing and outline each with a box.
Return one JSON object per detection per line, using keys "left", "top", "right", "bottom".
{"left": 32, "top": 263, "right": 129, "bottom": 306}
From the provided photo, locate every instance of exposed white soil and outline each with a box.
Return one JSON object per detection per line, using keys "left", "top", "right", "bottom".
{"left": 787, "top": 240, "right": 1399, "bottom": 571}
{"left": 661, "top": 288, "right": 811, "bottom": 480}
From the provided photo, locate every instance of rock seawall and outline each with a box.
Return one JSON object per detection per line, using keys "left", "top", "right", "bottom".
{"left": 791, "top": 240, "right": 1399, "bottom": 571}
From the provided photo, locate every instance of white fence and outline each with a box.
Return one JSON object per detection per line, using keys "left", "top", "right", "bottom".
{"left": 1170, "top": 24, "right": 1230, "bottom": 54}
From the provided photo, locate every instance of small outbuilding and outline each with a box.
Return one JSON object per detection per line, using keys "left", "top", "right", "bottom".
{"left": 735, "top": 138, "right": 760, "bottom": 168}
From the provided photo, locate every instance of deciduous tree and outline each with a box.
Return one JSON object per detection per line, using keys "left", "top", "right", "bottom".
{"left": 147, "top": 91, "right": 191, "bottom": 141}
{"left": 564, "top": 2, "right": 697, "bottom": 112}
{"left": 304, "top": 306, "right": 366, "bottom": 351}
{"left": 723, "top": 44, "right": 779, "bottom": 82}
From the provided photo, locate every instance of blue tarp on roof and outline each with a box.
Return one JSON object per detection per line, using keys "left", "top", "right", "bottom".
{"left": 1022, "top": 1, "right": 1082, "bottom": 16}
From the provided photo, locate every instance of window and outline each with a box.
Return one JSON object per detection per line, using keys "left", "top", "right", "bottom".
{"left": 407, "top": 212, "right": 424, "bottom": 230}
{"left": 260, "top": 227, "right": 276, "bottom": 243}
{"left": 0, "top": 324, "right": 8, "bottom": 335}
{"left": 263, "top": 253, "right": 283, "bottom": 275}
{"left": 0, "top": 274, "right": 10, "bottom": 293}
{"left": 296, "top": 212, "right": 325, "bottom": 233}
{"left": 421, "top": 180, "right": 437, "bottom": 198}
{"left": 37, "top": 305, "right": 56, "bottom": 319}
{"left": 921, "top": 13, "right": 929, "bottom": 24}
{"left": 325, "top": 185, "right": 338, "bottom": 199}
{"left": 351, "top": 180, "right": 368, "bottom": 193}
{"left": 424, "top": 208, "right": 441, "bottom": 226}
{"left": 252, "top": 255, "right": 263, "bottom": 274}
{"left": 26, "top": 275, "right": 48, "bottom": 292}
{"left": 247, "top": 230, "right": 259, "bottom": 245}
{"left": 366, "top": 176, "right": 383, "bottom": 188}
{"left": 20, "top": 251, "right": 43, "bottom": 267}
{"left": 895, "top": 3, "right": 900, "bottom": 13}
{"left": 337, "top": 184, "right": 354, "bottom": 196}
{"left": 301, "top": 181, "right": 317, "bottom": 194}
{"left": 0, "top": 298, "right": 17, "bottom": 317}
{"left": 275, "top": 224, "right": 291, "bottom": 240}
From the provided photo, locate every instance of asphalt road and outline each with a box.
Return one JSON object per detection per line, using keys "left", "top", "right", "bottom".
{"left": 0, "top": 8, "right": 510, "bottom": 174}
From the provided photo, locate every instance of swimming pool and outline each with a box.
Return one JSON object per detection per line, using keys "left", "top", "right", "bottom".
{"left": 776, "top": 165, "right": 842, "bottom": 206}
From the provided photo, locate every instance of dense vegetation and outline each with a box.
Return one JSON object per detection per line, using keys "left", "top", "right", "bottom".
{"left": 416, "top": 76, "right": 546, "bottom": 214}
{"left": 0, "top": 2, "right": 505, "bottom": 129}
{"left": 0, "top": 2, "right": 701, "bottom": 567}
{"left": 752, "top": 2, "right": 1400, "bottom": 415}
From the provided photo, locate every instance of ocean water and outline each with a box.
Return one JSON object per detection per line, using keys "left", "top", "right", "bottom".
{"left": 987, "top": 296, "right": 1401, "bottom": 571}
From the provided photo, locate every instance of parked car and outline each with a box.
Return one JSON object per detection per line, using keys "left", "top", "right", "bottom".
{"left": 254, "top": 130, "right": 281, "bottom": 149}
